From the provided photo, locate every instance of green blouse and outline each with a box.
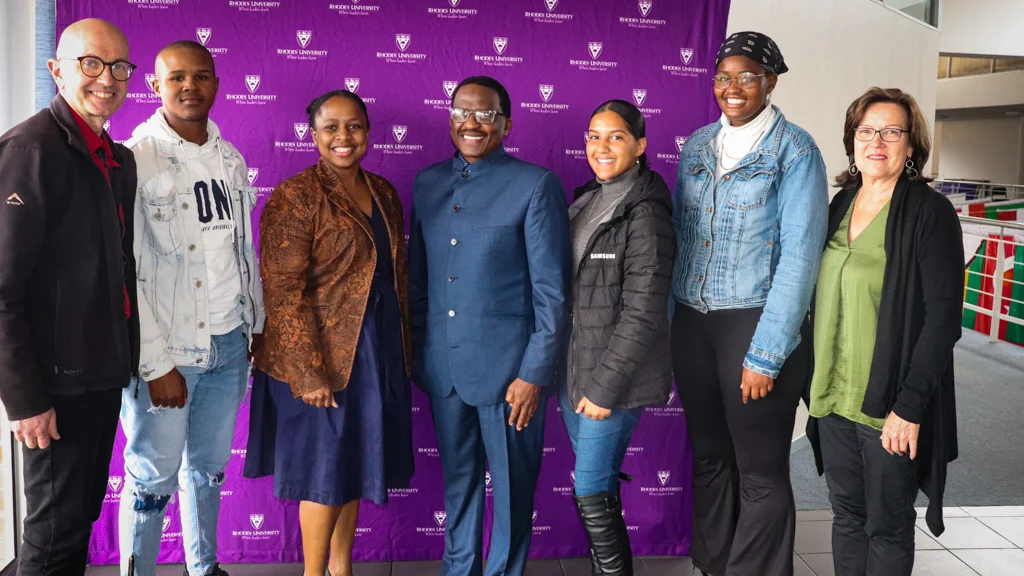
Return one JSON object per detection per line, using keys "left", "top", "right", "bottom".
{"left": 809, "top": 197, "right": 891, "bottom": 430}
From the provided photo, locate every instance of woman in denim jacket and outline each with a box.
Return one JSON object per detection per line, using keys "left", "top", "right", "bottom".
{"left": 670, "top": 32, "right": 829, "bottom": 576}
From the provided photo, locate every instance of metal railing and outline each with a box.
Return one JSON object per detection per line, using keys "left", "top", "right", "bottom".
{"left": 959, "top": 214, "right": 1024, "bottom": 343}
{"left": 937, "top": 179, "right": 1024, "bottom": 203}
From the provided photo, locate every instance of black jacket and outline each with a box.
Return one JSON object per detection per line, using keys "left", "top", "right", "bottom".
{"left": 564, "top": 167, "right": 676, "bottom": 410}
{"left": 806, "top": 176, "right": 962, "bottom": 536}
{"left": 0, "top": 96, "right": 140, "bottom": 420}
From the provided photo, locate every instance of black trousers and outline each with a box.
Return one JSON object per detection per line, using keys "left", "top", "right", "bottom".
{"left": 18, "top": 389, "right": 122, "bottom": 576}
{"left": 819, "top": 413, "right": 918, "bottom": 576}
{"left": 671, "top": 305, "right": 807, "bottom": 576}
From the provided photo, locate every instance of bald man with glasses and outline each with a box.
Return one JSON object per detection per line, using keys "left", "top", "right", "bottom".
{"left": 0, "top": 18, "right": 139, "bottom": 575}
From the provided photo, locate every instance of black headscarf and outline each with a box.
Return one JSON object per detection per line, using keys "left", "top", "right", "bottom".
{"left": 716, "top": 31, "right": 789, "bottom": 75}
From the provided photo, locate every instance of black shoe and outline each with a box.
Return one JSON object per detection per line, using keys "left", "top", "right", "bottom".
{"left": 574, "top": 490, "right": 633, "bottom": 575}
{"left": 183, "top": 565, "right": 230, "bottom": 576}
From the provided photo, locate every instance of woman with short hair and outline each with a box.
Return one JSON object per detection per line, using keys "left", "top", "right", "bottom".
{"left": 807, "top": 87, "right": 963, "bottom": 576}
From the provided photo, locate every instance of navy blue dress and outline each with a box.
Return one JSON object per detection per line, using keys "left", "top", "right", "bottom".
{"left": 245, "top": 200, "right": 414, "bottom": 506}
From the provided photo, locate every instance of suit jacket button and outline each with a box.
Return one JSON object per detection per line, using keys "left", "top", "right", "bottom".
{"left": 450, "top": 238, "right": 458, "bottom": 246}
{"left": 453, "top": 204, "right": 461, "bottom": 212}
{"left": 448, "top": 310, "right": 456, "bottom": 317}
{"left": 460, "top": 172, "right": 468, "bottom": 180}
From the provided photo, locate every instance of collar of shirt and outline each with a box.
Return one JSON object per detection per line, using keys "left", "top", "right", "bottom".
{"left": 451, "top": 146, "right": 507, "bottom": 175}
{"left": 68, "top": 106, "right": 121, "bottom": 170}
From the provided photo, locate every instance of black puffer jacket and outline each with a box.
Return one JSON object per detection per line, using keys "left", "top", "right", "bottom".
{"left": 565, "top": 167, "right": 676, "bottom": 410}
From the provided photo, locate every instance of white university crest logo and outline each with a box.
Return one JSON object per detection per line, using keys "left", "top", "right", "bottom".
{"left": 433, "top": 511, "right": 447, "bottom": 527}
{"left": 493, "top": 37, "right": 508, "bottom": 55}
{"left": 245, "top": 75, "right": 260, "bottom": 93}
{"left": 539, "top": 84, "right": 554, "bottom": 102}
{"left": 639, "top": 0, "right": 653, "bottom": 17}
{"left": 250, "top": 514, "right": 265, "bottom": 530}
{"left": 485, "top": 471, "right": 492, "bottom": 486}
{"left": 449, "top": 0, "right": 461, "bottom": 6}
{"left": 667, "top": 390, "right": 676, "bottom": 404}
{"left": 443, "top": 80, "right": 458, "bottom": 98}
{"left": 544, "top": 0, "right": 558, "bottom": 11}
{"left": 588, "top": 42, "right": 603, "bottom": 60}
{"left": 680, "top": 48, "right": 695, "bottom": 65}
{"left": 247, "top": 168, "right": 259, "bottom": 185}
{"left": 145, "top": 73, "right": 157, "bottom": 94}
{"left": 196, "top": 28, "right": 212, "bottom": 46}
{"left": 103, "top": 120, "right": 111, "bottom": 132}
{"left": 345, "top": 77, "right": 360, "bottom": 93}
{"left": 396, "top": 34, "right": 411, "bottom": 52}
{"left": 162, "top": 517, "right": 171, "bottom": 533}
{"left": 296, "top": 30, "right": 312, "bottom": 48}
{"left": 675, "top": 137, "right": 687, "bottom": 153}
{"left": 392, "top": 125, "right": 408, "bottom": 143}
{"left": 107, "top": 476, "right": 123, "bottom": 492}
{"left": 632, "top": 89, "right": 647, "bottom": 106}
{"left": 570, "top": 471, "right": 576, "bottom": 484}
{"left": 658, "top": 470, "right": 671, "bottom": 486}
{"left": 294, "top": 123, "right": 309, "bottom": 141}
{"left": 532, "top": 511, "right": 538, "bottom": 524}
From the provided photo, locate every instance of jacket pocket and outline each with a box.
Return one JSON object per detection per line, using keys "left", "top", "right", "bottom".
{"left": 142, "top": 197, "right": 182, "bottom": 256}
{"left": 727, "top": 164, "right": 776, "bottom": 210}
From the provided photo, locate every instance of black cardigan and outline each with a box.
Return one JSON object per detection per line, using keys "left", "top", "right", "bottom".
{"left": 805, "top": 175, "right": 963, "bottom": 536}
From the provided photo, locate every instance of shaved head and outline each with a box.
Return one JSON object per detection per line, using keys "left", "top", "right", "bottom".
{"left": 56, "top": 18, "right": 129, "bottom": 61}
{"left": 49, "top": 18, "right": 131, "bottom": 134}
{"left": 155, "top": 41, "right": 215, "bottom": 76}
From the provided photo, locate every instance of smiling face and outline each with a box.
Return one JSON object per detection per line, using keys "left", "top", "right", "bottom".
{"left": 312, "top": 95, "right": 369, "bottom": 175}
{"left": 586, "top": 110, "right": 646, "bottom": 181}
{"left": 714, "top": 55, "right": 777, "bottom": 127}
{"left": 49, "top": 19, "right": 131, "bottom": 132}
{"left": 853, "top": 102, "right": 913, "bottom": 184}
{"left": 450, "top": 83, "right": 511, "bottom": 163}
{"left": 154, "top": 47, "right": 218, "bottom": 125}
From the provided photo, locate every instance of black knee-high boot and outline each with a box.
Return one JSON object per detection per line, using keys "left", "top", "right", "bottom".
{"left": 574, "top": 489, "right": 633, "bottom": 575}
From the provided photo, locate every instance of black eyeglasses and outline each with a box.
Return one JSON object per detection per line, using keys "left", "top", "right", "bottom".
{"left": 63, "top": 56, "right": 137, "bottom": 82}
{"left": 450, "top": 108, "right": 504, "bottom": 125}
{"left": 853, "top": 127, "right": 907, "bottom": 143}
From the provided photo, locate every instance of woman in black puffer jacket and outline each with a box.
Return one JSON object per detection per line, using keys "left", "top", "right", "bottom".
{"left": 562, "top": 99, "right": 676, "bottom": 576}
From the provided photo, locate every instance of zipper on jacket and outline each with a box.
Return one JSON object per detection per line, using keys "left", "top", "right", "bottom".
{"left": 569, "top": 213, "right": 621, "bottom": 405}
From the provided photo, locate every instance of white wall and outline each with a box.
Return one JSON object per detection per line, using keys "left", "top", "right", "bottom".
{"left": 727, "top": 0, "right": 940, "bottom": 193}
{"left": 936, "top": 117, "right": 1024, "bottom": 185}
{"left": 0, "top": 0, "right": 36, "bottom": 134}
{"left": 937, "top": 70, "right": 1024, "bottom": 111}
{"left": 726, "top": 0, "right": 940, "bottom": 442}
{"left": 940, "top": 0, "right": 1024, "bottom": 58}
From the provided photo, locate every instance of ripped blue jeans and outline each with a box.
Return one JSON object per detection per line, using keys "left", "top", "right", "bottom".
{"left": 118, "top": 325, "right": 250, "bottom": 576}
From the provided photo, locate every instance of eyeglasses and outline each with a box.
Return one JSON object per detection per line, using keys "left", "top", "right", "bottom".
{"left": 450, "top": 108, "right": 504, "bottom": 125}
{"left": 63, "top": 56, "right": 137, "bottom": 82}
{"left": 712, "top": 72, "right": 767, "bottom": 90}
{"left": 853, "top": 127, "right": 907, "bottom": 142}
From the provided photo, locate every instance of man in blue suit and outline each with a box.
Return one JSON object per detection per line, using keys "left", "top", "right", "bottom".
{"left": 409, "top": 76, "right": 572, "bottom": 576}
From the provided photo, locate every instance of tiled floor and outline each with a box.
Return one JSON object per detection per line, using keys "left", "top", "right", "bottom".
{"left": 84, "top": 507, "right": 1024, "bottom": 575}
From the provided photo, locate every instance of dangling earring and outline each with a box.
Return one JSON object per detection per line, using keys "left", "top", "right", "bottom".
{"left": 848, "top": 163, "right": 858, "bottom": 175}
{"left": 905, "top": 158, "right": 918, "bottom": 178}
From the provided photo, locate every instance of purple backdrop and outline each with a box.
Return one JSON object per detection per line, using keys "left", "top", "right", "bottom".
{"left": 57, "top": 0, "right": 730, "bottom": 565}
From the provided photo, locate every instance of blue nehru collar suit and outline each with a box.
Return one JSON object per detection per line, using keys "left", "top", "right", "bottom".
{"left": 409, "top": 146, "right": 571, "bottom": 576}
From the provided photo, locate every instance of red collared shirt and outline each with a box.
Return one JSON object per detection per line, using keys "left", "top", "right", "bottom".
{"left": 69, "top": 108, "right": 131, "bottom": 320}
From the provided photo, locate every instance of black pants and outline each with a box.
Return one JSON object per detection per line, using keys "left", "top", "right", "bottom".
{"left": 671, "top": 305, "right": 807, "bottom": 576}
{"left": 18, "top": 389, "right": 122, "bottom": 576}
{"left": 819, "top": 414, "right": 918, "bottom": 576}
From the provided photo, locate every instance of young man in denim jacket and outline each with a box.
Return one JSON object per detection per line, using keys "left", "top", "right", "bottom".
{"left": 119, "top": 40, "right": 264, "bottom": 576}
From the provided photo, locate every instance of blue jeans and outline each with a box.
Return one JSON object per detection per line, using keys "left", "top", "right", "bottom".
{"left": 558, "top": 385, "right": 643, "bottom": 497}
{"left": 119, "top": 325, "right": 250, "bottom": 576}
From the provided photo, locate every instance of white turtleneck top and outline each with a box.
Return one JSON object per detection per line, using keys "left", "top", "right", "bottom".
{"left": 713, "top": 104, "right": 777, "bottom": 179}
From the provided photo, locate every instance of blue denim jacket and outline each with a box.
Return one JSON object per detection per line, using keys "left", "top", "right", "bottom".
{"left": 672, "top": 107, "right": 828, "bottom": 378}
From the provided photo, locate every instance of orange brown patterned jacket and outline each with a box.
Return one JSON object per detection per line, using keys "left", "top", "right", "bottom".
{"left": 257, "top": 158, "right": 411, "bottom": 396}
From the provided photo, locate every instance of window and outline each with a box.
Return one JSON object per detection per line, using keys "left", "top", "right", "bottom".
{"left": 882, "top": 0, "right": 939, "bottom": 27}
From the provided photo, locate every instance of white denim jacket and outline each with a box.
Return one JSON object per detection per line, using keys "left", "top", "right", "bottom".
{"left": 127, "top": 110, "right": 265, "bottom": 381}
